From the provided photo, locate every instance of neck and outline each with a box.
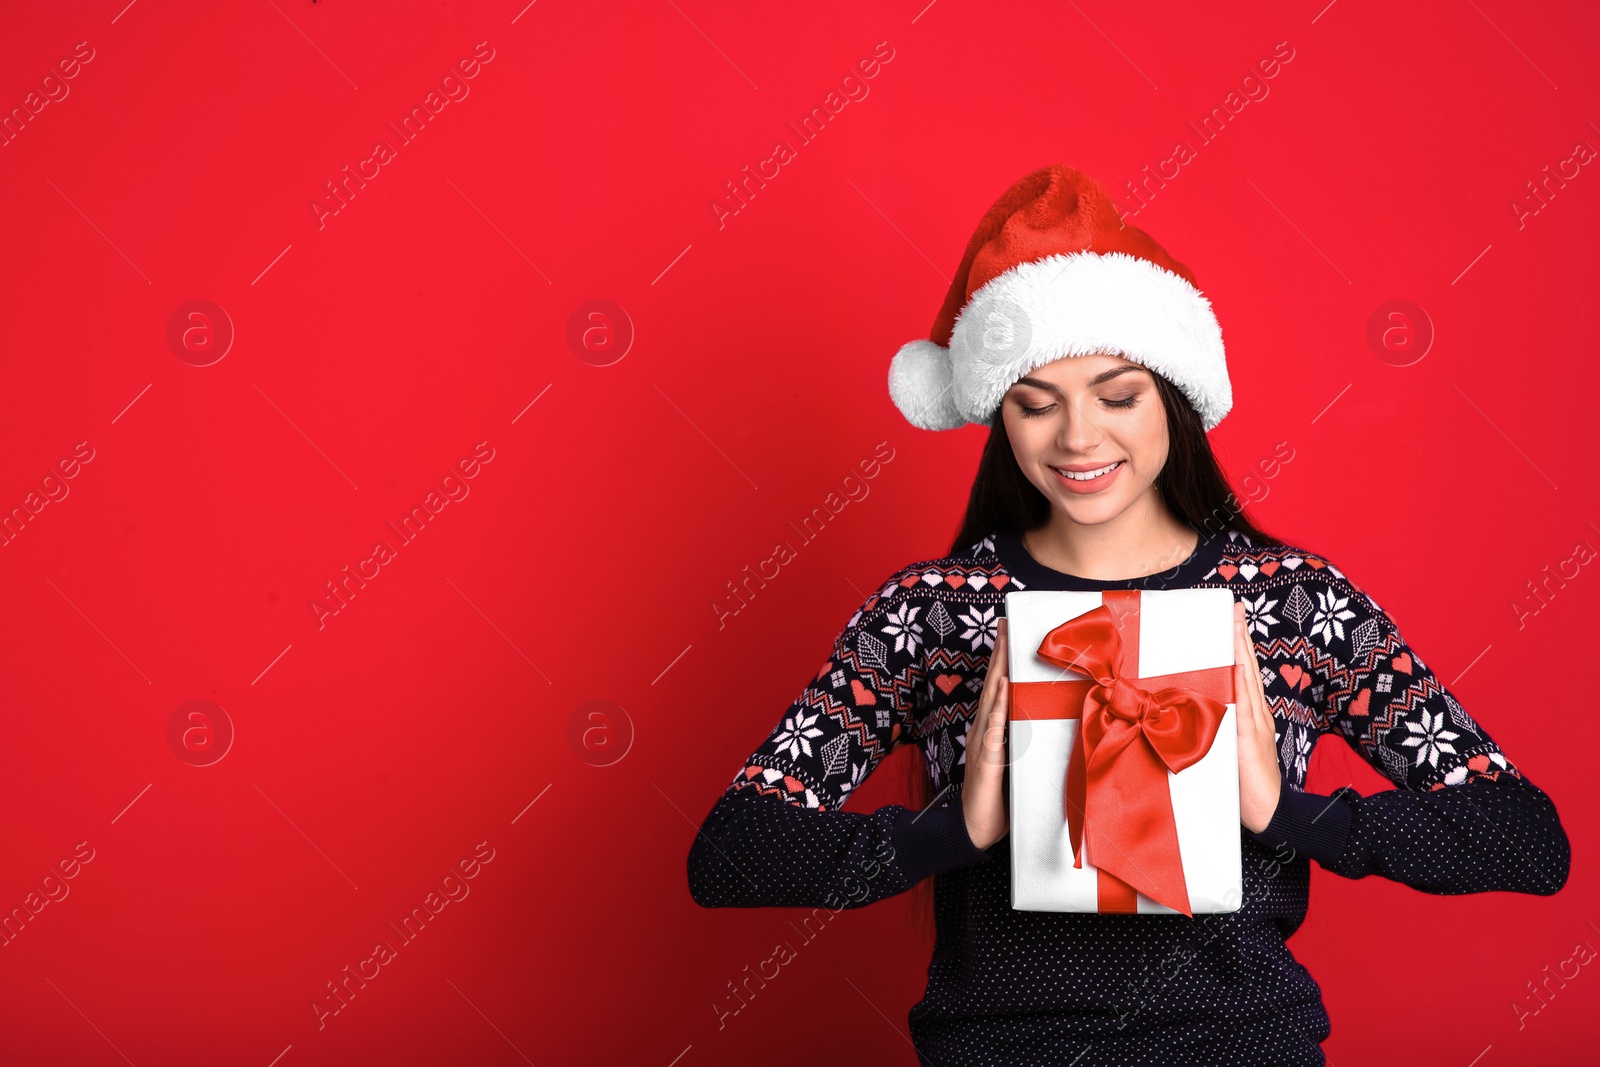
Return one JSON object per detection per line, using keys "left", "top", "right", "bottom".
{"left": 1022, "top": 499, "right": 1199, "bottom": 581}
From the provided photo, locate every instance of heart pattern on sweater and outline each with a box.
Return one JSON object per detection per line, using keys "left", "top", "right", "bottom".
{"left": 716, "top": 521, "right": 1541, "bottom": 1014}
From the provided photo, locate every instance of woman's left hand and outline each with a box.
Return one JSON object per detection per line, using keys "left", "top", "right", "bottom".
{"left": 1234, "top": 600, "right": 1282, "bottom": 834}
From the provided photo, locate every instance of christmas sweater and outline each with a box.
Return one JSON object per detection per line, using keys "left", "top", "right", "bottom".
{"left": 686, "top": 527, "right": 1571, "bottom": 1066}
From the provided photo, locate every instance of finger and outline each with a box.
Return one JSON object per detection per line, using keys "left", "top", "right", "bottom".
{"left": 1251, "top": 666, "right": 1274, "bottom": 742}
{"left": 971, "top": 621, "right": 1007, "bottom": 742}
{"left": 988, "top": 624, "right": 1011, "bottom": 729}
{"left": 1234, "top": 612, "right": 1268, "bottom": 716}
{"left": 1232, "top": 619, "right": 1253, "bottom": 703}
{"left": 979, "top": 684, "right": 1004, "bottom": 742}
{"left": 1238, "top": 621, "right": 1269, "bottom": 719}
{"left": 985, "top": 682, "right": 1010, "bottom": 765}
{"left": 982, "top": 620, "right": 1008, "bottom": 696}
{"left": 1238, "top": 611, "right": 1259, "bottom": 675}
{"left": 1236, "top": 647, "right": 1268, "bottom": 742}
{"left": 995, "top": 617, "right": 1009, "bottom": 668}
{"left": 971, "top": 677, "right": 997, "bottom": 739}
{"left": 1228, "top": 607, "right": 1254, "bottom": 716}
{"left": 978, "top": 632, "right": 1009, "bottom": 729}
{"left": 1249, "top": 665, "right": 1271, "bottom": 736}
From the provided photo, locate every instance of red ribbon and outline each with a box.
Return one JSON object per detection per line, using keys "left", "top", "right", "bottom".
{"left": 1009, "top": 590, "right": 1235, "bottom": 916}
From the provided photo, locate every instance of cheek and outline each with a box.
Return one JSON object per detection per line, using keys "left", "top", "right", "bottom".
{"left": 1003, "top": 412, "right": 1042, "bottom": 458}
{"left": 1003, "top": 414, "right": 1055, "bottom": 481}
{"left": 1130, "top": 405, "right": 1169, "bottom": 462}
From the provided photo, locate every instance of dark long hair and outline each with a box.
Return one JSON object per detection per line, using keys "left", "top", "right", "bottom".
{"left": 901, "top": 370, "right": 1281, "bottom": 944}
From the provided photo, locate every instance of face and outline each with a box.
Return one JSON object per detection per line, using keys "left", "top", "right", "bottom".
{"left": 1000, "top": 351, "right": 1170, "bottom": 526}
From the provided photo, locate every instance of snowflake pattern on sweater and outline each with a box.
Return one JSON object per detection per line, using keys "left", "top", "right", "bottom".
{"left": 726, "top": 529, "right": 1514, "bottom": 813}
{"left": 689, "top": 527, "right": 1568, "bottom": 1067}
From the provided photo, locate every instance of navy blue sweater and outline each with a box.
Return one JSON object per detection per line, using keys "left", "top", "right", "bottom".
{"left": 687, "top": 528, "right": 1569, "bottom": 1065}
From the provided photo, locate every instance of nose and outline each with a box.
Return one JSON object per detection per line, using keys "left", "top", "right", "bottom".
{"left": 1057, "top": 392, "right": 1106, "bottom": 452}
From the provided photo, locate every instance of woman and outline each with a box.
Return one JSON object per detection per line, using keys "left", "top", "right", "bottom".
{"left": 685, "top": 165, "right": 1570, "bottom": 1065}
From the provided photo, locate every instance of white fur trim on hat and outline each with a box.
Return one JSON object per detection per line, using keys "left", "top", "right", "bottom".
{"left": 888, "top": 339, "right": 965, "bottom": 431}
{"left": 905, "top": 250, "right": 1232, "bottom": 432}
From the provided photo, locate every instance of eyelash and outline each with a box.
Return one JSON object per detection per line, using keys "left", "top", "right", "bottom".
{"left": 1017, "top": 396, "right": 1139, "bottom": 418}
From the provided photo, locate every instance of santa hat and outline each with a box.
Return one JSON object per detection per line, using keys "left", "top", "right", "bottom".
{"left": 887, "top": 164, "right": 1232, "bottom": 432}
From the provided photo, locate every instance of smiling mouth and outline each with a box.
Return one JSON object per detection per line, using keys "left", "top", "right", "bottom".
{"left": 1050, "top": 461, "right": 1124, "bottom": 482}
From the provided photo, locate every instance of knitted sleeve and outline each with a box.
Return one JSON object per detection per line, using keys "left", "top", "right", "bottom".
{"left": 687, "top": 567, "right": 993, "bottom": 910}
{"left": 1249, "top": 562, "right": 1570, "bottom": 895}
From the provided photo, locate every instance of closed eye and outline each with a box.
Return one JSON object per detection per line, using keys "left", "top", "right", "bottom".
{"left": 1016, "top": 396, "right": 1139, "bottom": 418}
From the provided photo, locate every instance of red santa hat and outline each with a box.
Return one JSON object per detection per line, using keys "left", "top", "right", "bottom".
{"left": 887, "top": 164, "right": 1232, "bottom": 432}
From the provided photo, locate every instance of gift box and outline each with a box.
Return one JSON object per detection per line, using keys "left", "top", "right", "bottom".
{"left": 1004, "top": 587, "right": 1242, "bottom": 915}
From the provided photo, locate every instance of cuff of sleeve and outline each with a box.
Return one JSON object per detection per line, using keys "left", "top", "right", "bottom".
{"left": 891, "top": 801, "right": 994, "bottom": 885}
{"left": 1249, "top": 785, "right": 1353, "bottom": 869}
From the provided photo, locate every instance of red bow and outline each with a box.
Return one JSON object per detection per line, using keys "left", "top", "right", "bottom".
{"left": 1009, "top": 590, "right": 1234, "bottom": 916}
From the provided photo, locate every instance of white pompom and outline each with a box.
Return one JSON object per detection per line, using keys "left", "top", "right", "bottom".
{"left": 888, "top": 340, "right": 966, "bottom": 431}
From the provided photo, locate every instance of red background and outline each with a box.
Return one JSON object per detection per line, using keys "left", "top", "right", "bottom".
{"left": 1, "top": 1, "right": 1596, "bottom": 1064}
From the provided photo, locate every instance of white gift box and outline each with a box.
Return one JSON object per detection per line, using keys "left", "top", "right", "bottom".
{"left": 1004, "top": 587, "right": 1242, "bottom": 914}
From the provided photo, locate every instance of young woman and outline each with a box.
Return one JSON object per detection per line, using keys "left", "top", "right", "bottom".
{"left": 686, "top": 166, "right": 1570, "bottom": 1066}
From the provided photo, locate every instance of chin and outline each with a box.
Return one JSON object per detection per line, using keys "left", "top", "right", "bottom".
{"left": 1048, "top": 491, "right": 1127, "bottom": 521}
{"left": 1060, "top": 500, "right": 1127, "bottom": 524}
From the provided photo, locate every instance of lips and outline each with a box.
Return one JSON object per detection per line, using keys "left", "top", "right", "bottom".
{"left": 1051, "top": 461, "right": 1123, "bottom": 481}
{"left": 1049, "top": 460, "right": 1126, "bottom": 494}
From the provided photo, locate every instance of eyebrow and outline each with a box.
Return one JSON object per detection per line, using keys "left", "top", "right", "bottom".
{"left": 1012, "top": 365, "right": 1148, "bottom": 395}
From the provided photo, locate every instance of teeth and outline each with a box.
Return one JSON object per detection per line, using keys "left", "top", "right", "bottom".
{"left": 1056, "top": 461, "right": 1122, "bottom": 481}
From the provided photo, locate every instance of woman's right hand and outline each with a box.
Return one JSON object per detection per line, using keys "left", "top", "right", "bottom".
{"left": 962, "top": 617, "right": 1011, "bottom": 850}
